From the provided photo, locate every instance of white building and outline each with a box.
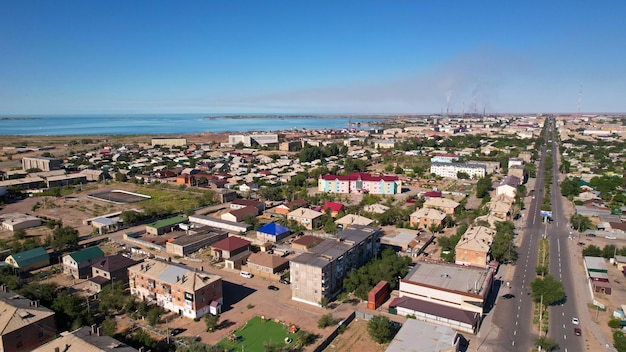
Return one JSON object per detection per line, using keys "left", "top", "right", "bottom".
{"left": 430, "top": 162, "right": 486, "bottom": 179}
{"left": 229, "top": 134, "right": 278, "bottom": 147}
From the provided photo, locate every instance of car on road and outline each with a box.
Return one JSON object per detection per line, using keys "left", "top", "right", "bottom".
{"left": 279, "top": 279, "right": 290, "bottom": 285}
{"left": 574, "top": 327, "right": 582, "bottom": 336}
{"left": 268, "top": 285, "right": 279, "bottom": 291}
{"left": 572, "top": 317, "right": 579, "bottom": 325}
{"left": 586, "top": 233, "right": 596, "bottom": 237}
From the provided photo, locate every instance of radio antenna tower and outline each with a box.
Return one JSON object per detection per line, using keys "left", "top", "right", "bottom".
{"left": 576, "top": 82, "right": 583, "bottom": 118}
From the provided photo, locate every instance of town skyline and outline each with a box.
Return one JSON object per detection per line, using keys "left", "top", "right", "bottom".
{"left": 1, "top": 1, "right": 625, "bottom": 115}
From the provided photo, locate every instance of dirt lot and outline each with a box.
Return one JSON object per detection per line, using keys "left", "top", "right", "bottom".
{"left": 324, "top": 319, "right": 387, "bottom": 352}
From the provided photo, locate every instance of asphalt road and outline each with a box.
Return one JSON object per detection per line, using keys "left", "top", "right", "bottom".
{"left": 545, "top": 119, "right": 583, "bottom": 352}
{"left": 484, "top": 118, "right": 585, "bottom": 352}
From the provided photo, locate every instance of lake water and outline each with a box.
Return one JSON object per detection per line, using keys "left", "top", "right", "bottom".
{"left": 0, "top": 114, "right": 384, "bottom": 136}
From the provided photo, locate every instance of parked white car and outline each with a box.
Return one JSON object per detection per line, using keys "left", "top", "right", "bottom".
{"left": 240, "top": 271, "right": 253, "bottom": 278}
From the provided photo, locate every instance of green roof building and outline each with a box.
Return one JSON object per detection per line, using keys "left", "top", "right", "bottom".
{"left": 146, "top": 215, "right": 187, "bottom": 235}
{"left": 4, "top": 247, "right": 50, "bottom": 272}
{"left": 62, "top": 246, "right": 105, "bottom": 279}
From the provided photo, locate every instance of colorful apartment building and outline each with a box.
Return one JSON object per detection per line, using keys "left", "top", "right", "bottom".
{"left": 128, "top": 259, "right": 223, "bottom": 319}
{"left": 318, "top": 172, "right": 402, "bottom": 195}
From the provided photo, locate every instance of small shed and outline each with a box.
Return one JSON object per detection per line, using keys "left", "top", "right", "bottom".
{"left": 592, "top": 280, "right": 612, "bottom": 295}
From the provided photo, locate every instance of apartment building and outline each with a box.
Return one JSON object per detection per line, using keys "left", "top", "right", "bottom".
{"left": 318, "top": 172, "right": 402, "bottom": 195}
{"left": 128, "top": 259, "right": 223, "bottom": 319}
{"left": 290, "top": 225, "right": 381, "bottom": 306}
{"left": 429, "top": 162, "right": 486, "bottom": 180}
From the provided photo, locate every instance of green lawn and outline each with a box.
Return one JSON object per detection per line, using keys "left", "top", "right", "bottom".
{"left": 217, "top": 316, "right": 303, "bottom": 352}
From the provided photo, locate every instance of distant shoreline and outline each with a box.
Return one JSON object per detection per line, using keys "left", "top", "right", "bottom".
{"left": 204, "top": 114, "right": 397, "bottom": 120}
{"left": 0, "top": 117, "right": 42, "bottom": 120}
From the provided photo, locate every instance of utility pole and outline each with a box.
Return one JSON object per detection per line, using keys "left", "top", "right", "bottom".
{"left": 166, "top": 317, "right": 169, "bottom": 344}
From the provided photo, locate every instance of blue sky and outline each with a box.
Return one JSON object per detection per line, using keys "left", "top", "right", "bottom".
{"left": 1, "top": 1, "right": 625, "bottom": 114}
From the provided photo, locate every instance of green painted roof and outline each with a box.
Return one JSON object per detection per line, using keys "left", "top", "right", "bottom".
{"left": 68, "top": 246, "right": 104, "bottom": 262}
{"left": 147, "top": 215, "right": 186, "bottom": 229}
{"left": 8, "top": 247, "right": 49, "bottom": 267}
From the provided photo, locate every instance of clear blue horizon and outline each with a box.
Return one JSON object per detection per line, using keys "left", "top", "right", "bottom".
{"left": 1, "top": 1, "right": 625, "bottom": 115}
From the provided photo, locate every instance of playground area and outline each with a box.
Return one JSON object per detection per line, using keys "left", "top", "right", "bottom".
{"left": 87, "top": 189, "right": 151, "bottom": 204}
{"left": 217, "top": 316, "right": 304, "bottom": 352}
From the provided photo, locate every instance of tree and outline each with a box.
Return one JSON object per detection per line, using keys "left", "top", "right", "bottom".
{"left": 457, "top": 171, "right": 470, "bottom": 179}
{"left": 614, "top": 330, "right": 626, "bottom": 352}
{"left": 582, "top": 245, "right": 603, "bottom": 257}
{"left": 319, "top": 296, "right": 330, "bottom": 308}
{"left": 12, "top": 229, "right": 26, "bottom": 240}
{"left": 205, "top": 314, "right": 219, "bottom": 332}
{"left": 560, "top": 177, "right": 581, "bottom": 198}
{"left": 535, "top": 336, "right": 559, "bottom": 351}
{"left": 476, "top": 176, "right": 492, "bottom": 198}
{"left": 367, "top": 315, "right": 393, "bottom": 344}
{"left": 571, "top": 214, "right": 594, "bottom": 232}
{"left": 98, "top": 281, "right": 128, "bottom": 313}
{"left": 530, "top": 275, "right": 565, "bottom": 306}
{"left": 317, "top": 313, "right": 335, "bottom": 328}
{"left": 146, "top": 305, "right": 164, "bottom": 326}
{"left": 115, "top": 172, "right": 127, "bottom": 182}
{"left": 51, "top": 226, "right": 79, "bottom": 250}
{"left": 101, "top": 316, "right": 117, "bottom": 336}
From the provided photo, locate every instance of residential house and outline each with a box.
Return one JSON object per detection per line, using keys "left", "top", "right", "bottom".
{"left": 321, "top": 201, "right": 344, "bottom": 218}
{"left": 275, "top": 199, "right": 308, "bottom": 215}
{"left": 210, "top": 236, "right": 251, "bottom": 260}
{"left": 363, "top": 204, "right": 389, "bottom": 214}
{"left": 335, "top": 214, "right": 374, "bottom": 228}
{"left": 508, "top": 165, "right": 525, "bottom": 181}
{"left": 256, "top": 222, "right": 291, "bottom": 243}
{"left": 0, "top": 285, "right": 56, "bottom": 352}
{"left": 287, "top": 208, "right": 323, "bottom": 230}
{"left": 488, "top": 194, "right": 514, "bottom": 220}
{"left": 231, "top": 199, "right": 266, "bottom": 212}
{"left": 495, "top": 175, "right": 520, "bottom": 198}
{"left": 88, "top": 254, "right": 138, "bottom": 292}
{"left": 409, "top": 208, "right": 446, "bottom": 230}
{"left": 63, "top": 246, "right": 105, "bottom": 279}
{"left": 245, "top": 252, "right": 290, "bottom": 278}
{"left": 291, "top": 235, "right": 325, "bottom": 251}
{"left": 424, "top": 198, "right": 460, "bottom": 215}
{"left": 4, "top": 247, "right": 49, "bottom": 272}
{"left": 455, "top": 226, "right": 496, "bottom": 267}
{"left": 221, "top": 206, "right": 258, "bottom": 222}
{"left": 128, "top": 259, "right": 223, "bottom": 319}
{"left": 32, "top": 325, "right": 138, "bottom": 352}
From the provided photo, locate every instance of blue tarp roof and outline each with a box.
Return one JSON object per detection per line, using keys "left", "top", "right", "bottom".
{"left": 257, "top": 222, "right": 290, "bottom": 236}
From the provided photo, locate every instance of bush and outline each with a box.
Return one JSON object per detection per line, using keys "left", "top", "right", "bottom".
{"left": 317, "top": 314, "right": 335, "bottom": 328}
{"left": 609, "top": 318, "right": 622, "bottom": 329}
